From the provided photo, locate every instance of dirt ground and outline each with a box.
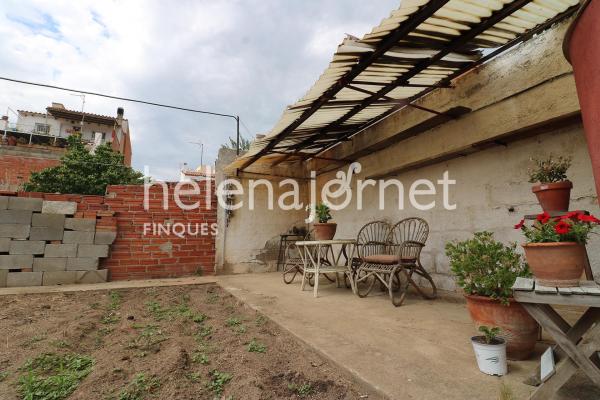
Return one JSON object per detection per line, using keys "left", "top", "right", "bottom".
{"left": 0, "top": 284, "right": 380, "bottom": 400}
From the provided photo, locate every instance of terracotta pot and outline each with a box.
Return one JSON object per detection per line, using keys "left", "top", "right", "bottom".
{"left": 531, "top": 180, "right": 572, "bottom": 213}
{"left": 566, "top": 0, "right": 600, "bottom": 205}
{"left": 313, "top": 223, "right": 337, "bottom": 240}
{"left": 522, "top": 242, "right": 586, "bottom": 287}
{"left": 465, "top": 294, "right": 538, "bottom": 360}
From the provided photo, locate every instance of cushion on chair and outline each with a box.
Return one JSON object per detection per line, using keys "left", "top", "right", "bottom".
{"left": 362, "top": 254, "right": 399, "bottom": 265}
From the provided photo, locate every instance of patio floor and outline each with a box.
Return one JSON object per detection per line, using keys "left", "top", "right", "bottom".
{"left": 219, "top": 272, "right": 600, "bottom": 400}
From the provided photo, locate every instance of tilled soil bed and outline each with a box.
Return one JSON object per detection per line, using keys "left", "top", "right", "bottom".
{"left": 0, "top": 284, "right": 379, "bottom": 400}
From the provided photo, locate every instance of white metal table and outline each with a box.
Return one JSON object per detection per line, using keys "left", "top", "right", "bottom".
{"left": 296, "top": 239, "right": 356, "bottom": 298}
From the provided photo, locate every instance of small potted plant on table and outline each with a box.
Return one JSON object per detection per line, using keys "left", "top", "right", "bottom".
{"left": 471, "top": 326, "right": 507, "bottom": 376}
{"left": 445, "top": 232, "right": 538, "bottom": 360}
{"left": 529, "top": 155, "right": 572, "bottom": 213}
{"left": 311, "top": 202, "right": 337, "bottom": 240}
{"left": 517, "top": 211, "right": 599, "bottom": 287}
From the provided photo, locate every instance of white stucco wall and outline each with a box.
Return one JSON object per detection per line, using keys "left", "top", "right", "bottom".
{"left": 317, "top": 123, "right": 598, "bottom": 291}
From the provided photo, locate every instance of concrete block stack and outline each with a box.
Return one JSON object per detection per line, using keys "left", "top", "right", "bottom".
{"left": 0, "top": 196, "right": 116, "bottom": 287}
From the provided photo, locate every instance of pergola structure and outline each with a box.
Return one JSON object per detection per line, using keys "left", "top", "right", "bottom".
{"left": 226, "top": 0, "right": 580, "bottom": 175}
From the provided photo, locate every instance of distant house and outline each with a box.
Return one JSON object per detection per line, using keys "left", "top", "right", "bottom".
{"left": 0, "top": 103, "right": 133, "bottom": 190}
{"left": 179, "top": 164, "right": 215, "bottom": 182}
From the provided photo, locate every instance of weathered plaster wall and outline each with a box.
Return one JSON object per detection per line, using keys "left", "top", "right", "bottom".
{"left": 215, "top": 149, "right": 309, "bottom": 274}
{"left": 317, "top": 123, "right": 598, "bottom": 291}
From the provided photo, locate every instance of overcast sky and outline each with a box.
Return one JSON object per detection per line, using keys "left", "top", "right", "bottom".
{"left": 0, "top": 0, "right": 399, "bottom": 180}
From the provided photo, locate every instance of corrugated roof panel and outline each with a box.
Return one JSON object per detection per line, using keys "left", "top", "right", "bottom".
{"left": 225, "top": 0, "right": 578, "bottom": 173}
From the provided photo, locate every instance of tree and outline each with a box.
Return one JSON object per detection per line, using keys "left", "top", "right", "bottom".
{"left": 221, "top": 136, "right": 251, "bottom": 152}
{"left": 23, "top": 135, "right": 144, "bottom": 195}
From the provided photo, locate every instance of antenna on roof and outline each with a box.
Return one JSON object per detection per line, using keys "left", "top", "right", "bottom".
{"left": 69, "top": 93, "right": 86, "bottom": 126}
{"left": 188, "top": 141, "right": 204, "bottom": 167}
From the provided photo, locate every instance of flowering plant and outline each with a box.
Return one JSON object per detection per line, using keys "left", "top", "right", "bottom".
{"left": 528, "top": 155, "right": 571, "bottom": 184}
{"left": 516, "top": 211, "right": 600, "bottom": 244}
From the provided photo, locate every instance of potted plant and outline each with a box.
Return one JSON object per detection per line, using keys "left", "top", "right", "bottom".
{"left": 528, "top": 156, "right": 572, "bottom": 213}
{"left": 311, "top": 203, "right": 336, "bottom": 240}
{"left": 516, "top": 211, "right": 599, "bottom": 287}
{"left": 471, "top": 326, "right": 507, "bottom": 376}
{"left": 445, "top": 232, "right": 538, "bottom": 360}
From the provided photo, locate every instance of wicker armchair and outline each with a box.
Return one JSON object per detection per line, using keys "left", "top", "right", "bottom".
{"left": 355, "top": 218, "right": 437, "bottom": 306}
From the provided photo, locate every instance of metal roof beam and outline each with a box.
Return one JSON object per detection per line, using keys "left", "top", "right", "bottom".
{"left": 237, "top": 0, "right": 451, "bottom": 172}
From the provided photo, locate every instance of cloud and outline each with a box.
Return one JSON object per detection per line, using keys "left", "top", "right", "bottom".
{"left": 0, "top": 0, "right": 399, "bottom": 180}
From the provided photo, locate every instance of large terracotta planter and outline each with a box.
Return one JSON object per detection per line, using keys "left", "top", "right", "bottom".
{"left": 465, "top": 294, "right": 538, "bottom": 360}
{"left": 522, "top": 242, "right": 586, "bottom": 287}
{"left": 313, "top": 223, "right": 337, "bottom": 240}
{"left": 566, "top": 0, "right": 600, "bottom": 205}
{"left": 531, "top": 181, "right": 572, "bottom": 213}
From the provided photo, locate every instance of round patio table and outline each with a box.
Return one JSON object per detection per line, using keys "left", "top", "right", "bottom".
{"left": 295, "top": 239, "right": 357, "bottom": 298}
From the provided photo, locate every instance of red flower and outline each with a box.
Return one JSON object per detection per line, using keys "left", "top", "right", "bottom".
{"left": 562, "top": 211, "right": 581, "bottom": 220}
{"left": 578, "top": 214, "right": 600, "bottom": 224}
{"left": 555, "top": 220, "right": 571, "bottom": 234}
{"left": 537, "top": 212, "right": 551, "bottom": 224}
{"left": 514, "top": 219, "right": 525, "bottom": 229}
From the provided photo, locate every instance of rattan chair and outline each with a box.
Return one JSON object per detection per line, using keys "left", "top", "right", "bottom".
{"left": 355, "top": 218, "right": 437, "bottom": 306}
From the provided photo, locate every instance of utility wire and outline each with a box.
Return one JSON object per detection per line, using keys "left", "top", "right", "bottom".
{"left": 0, "top": 76, "right": 238, "bottom": 120}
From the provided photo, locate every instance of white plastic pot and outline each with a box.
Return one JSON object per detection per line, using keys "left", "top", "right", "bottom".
{"left": 471, "top": 336, "right": 507, "bottom": 376}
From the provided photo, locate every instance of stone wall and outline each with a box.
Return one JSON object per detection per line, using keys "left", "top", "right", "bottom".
{"left": 0, "top": 195, "right": 117, "bottom": 287}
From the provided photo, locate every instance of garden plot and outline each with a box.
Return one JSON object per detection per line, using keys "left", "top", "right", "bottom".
{"left": 0, "top": 284, "right": 377, "bottom": 399}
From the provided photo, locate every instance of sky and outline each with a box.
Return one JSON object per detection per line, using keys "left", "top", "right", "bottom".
{"left": 0, "top": 0, "right": 400, "bottom": 180}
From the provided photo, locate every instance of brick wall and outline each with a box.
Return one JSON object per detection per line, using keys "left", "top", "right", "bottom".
{"left": 0, "top": 150, "right": 62, "bottom": 191}
{"left": 18, "top": 182, "right": 217, "bottom": 281}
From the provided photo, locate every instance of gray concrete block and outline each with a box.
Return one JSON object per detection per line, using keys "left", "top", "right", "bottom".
{"left": 32, "top": 213, "right": 66, "bottom": 228}
{"left": 63, "top": 231, "right": 94, "bottom": 244}
{"left": 0, "top": 270, "right": 6, "bottom": 287}
{"left": 0, "top": 224, "right": 30, "bottom": 239}
{"left": 76, "top": 269, "right": 108, "bottom": 284}
{"left": 94, "top": 231, "right": 117, "bottom": 245}
{"left": 33, "top": 257, "right": 67, "bottom": 272}
{"left": 67, "top": 257, "right": 99, "bottom": 271}
{"left": 8, "top": 197, "right": 43, "bottom": 211}
{"left": 0, "top": 210, "right": 32, "bottom": 224}
{"left": 0, "top": 196, "right": 8, "bottom": 210}
{"left": 0, "top": 238, "right": 10, "bottom": 252}
{"left": 0, "top": 254, "right": 34, "bottom": 269}
{"left": 42, "top": 271, "right": 77, "bottom": 286}
{"left": 41, "top": 200, "right": 77, "bottom": 215}
{"left": 29, "top": 226, "right": 63, "bottom": 241}
{"left": 64, "top": 218, "right": 96, "bottom": 232}
{"left": 77, "top": 244, "right": 109, "bottom": 258}
{"left": 9, "top": 240, "right": 45, "bottom": 255}
{"left": 7, "top": 271, "right": 42, "bottom": 287}
{"left": 44, "top": 244, "right": 77, "bottom": 258}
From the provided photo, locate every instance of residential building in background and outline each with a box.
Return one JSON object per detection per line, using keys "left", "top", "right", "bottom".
{"left": 179, "top": 163, "right": 215, "bottom": 182}
{"left": 0, "top": 103, "right": 133, "bottom": 190}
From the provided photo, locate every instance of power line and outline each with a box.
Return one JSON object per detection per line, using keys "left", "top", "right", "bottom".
{"left": 0, "top": 76, "right": 238, "bottom": 120}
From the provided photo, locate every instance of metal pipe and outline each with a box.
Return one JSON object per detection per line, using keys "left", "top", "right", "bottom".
{"left": 236, "top": 115, "right": 240, "bottom": 156}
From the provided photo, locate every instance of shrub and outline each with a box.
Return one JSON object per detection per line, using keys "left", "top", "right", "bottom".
{"left": 528, "top": 155, "right": 571, "bottom": 184}
{"left": 445, "top": 232, "right": 531, "bottom": 305}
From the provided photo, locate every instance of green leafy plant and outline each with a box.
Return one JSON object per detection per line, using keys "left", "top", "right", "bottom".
{"left": 207, "top": 370, "right": 232, "bottom": 396}
{"left": 118, "top": 373, "right": 160, "bottom": 400}
{"left": 192, "top": 351, "right": 210, "bottom": 365}
{"left": 247, "top": 339, "right": 266, "bottom": 353}
{"left": 221, "top": 136, "right": 251, "bottom": 152}
{"left": 516, "top": 211, "right": 600, "bottom": 244}
{"left": 445, "top": 232, "right": 531, "bottom": 305}
{"left": 311, "top": 202, "right": 332, "bottom": 223}
{"left": 18, "top": 353, "right": 94, "bottom": 400}
{"left": 288, "top": 382, "right": 313, "bottom": 397}
{"left": 478, "top": 326, "right": 501, "bottom": 344}
{"left": 23, "top": 135, "right": 143, "bottom": 195}
{"left": 528, "top": 155, "right": 571, "bottom": 183}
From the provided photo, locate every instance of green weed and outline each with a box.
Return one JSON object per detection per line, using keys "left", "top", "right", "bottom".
{"left": 207, "top": 370, "right": 232, "bottom": 396}
{"left": 17, "top": 353, "right": 94, "bottom": 400}
{"left": 117, "top": 373, "right": 160, "bottom": 400}
{"left": 288, "top": 382, "right": 313, "bottom": 397}
{"left": 247, "top": 339, "right": 266, "bottom": 354}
